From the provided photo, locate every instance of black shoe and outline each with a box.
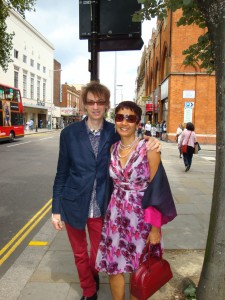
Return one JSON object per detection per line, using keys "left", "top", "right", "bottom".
{"left": 80, "top": 293, "right": 97, "bottom": 300}
{"left": 94, "top": 274, "right": 100, "bottom": 291}
{"left": 185, "top": 165, "right": 190, "bottom": 172}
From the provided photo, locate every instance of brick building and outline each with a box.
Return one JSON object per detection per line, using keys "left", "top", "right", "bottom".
{"left": 136, "top": 9, "right": 216, "bottom": 144}
{"left": 58, "top": 84, "right": 82, "bottom": 126}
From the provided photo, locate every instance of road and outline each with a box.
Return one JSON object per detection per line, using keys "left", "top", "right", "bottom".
{"left": 0, "top": 131, "right": 60, "bottom": 278}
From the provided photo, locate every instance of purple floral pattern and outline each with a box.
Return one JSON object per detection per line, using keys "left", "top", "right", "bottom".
{"left": 96, "top": 139, "right": 160, "bottom": 275}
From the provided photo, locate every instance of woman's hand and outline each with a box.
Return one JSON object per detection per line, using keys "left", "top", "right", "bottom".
{"left": 51, "top": 213, "right": 63, "bottom": 230}
{"left": 144, "top": 136, "right": 161, "bottom": 152}
{"left": 146, "top": 226, "right": 161, "bottom": 245}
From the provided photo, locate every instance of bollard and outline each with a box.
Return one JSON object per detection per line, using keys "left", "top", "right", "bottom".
{"left": 35, "top": 125, "right": 38, "bottom": 132}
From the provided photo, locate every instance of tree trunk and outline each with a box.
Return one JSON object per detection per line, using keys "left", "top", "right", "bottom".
{"left": 196, "top": 1, "right": 225, "bottom": 299}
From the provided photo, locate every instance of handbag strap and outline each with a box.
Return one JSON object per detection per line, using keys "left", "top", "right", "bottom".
{"left": 186, "top": 131, "right": 192, "bottom": 144}
{"left": 139, "top": 243, "right": 162, "bottom": 265}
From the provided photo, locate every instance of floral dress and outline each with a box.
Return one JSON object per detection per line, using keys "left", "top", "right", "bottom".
{"left": 96, "top": 139, "right": 160, "bottom": 275}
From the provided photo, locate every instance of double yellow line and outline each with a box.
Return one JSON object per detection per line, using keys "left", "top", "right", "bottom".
{"left": 0, "top": 199, "right": 52, "bottom": 265}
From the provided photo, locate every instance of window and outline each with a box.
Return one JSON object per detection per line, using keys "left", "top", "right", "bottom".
{"left": 43, "top": 80, "right": 46, "bottom": 101}
{"left": 23, "top": 55, "right": 27, "bottom": 63}
{"left": 43, "top": 66, "right": 46, "bottom": 73}
{"left": 23, "top": 74, "right": 27, "bottom": 98}
{"left": 14, "top": 71, "right": 19, "bottom": 88}
{"left": 37, "top": 78, "right": 41, "bottom": 100}
{"left": 30, "top": 59, "right": 34, "bottom": 67}
{"left": 37, "top": 63, "right": 40, "bottom": 70}
{"left": 30, "top": 76, "right": 34, "bottom": 99}
{"left": 14, "top": 49, "right": 19, "bottom": 59}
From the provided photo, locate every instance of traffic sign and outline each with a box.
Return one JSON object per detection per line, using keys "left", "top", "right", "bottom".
{"left": 185, "top": 102, "right": 194, "bottom": 109}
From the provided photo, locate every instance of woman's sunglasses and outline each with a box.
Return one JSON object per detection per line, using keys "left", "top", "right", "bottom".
{"left": 115, "top": 114, "right": 138, "bottom": 124}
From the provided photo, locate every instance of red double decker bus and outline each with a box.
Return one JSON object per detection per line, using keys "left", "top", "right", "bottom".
{"left": 0, "top": 84, "right": 24, "bottom": 142}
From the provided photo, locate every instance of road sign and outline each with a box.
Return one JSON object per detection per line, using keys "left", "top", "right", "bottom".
{"left": 185, "top": 102, "right": 194, "bottom": 109}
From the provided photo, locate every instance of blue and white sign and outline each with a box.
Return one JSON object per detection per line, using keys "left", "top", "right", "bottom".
{"left": 185, "top": 102, "right": 194, "bottom": 109}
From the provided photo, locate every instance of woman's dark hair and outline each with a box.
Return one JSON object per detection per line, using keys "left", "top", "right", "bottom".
{"left": 186, "top": 122, "right": 195, "bottom": 131}
{"left": 115, "top": 101, "right": 142, "bottom": 124}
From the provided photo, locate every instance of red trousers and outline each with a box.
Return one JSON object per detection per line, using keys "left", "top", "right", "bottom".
{"left": 65, "top": 217, "right": 103, "bottom": 297}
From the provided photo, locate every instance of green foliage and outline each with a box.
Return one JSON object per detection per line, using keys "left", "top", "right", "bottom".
{"left": 183, "top": 32, "right": 215, "bottom": 73}
{"left": 132, "top": 0, "right": 167, "bottom": 22}
{"left": 0, "top": 0, "right": 36, "bottom": 72}
{"left": 133, "top": 0, "right": 214, "bottom": 72}
{"left": 184, "top": 283, "right": 197, "bottom": 300}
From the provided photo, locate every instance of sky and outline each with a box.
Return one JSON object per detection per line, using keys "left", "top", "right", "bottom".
{"left": 25, "top": 0, "right": 156, "bottom": 107}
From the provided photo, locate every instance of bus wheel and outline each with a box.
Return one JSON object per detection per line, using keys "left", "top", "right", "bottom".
{"left": 9, "top": 131, "right": 15, "bottom": 142}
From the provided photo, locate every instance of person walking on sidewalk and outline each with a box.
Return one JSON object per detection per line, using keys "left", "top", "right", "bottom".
{"left": 95, "top": 101, "right": 177, "bottom": 300}
{"left": 51, "top": 82, "right": 161, "bottom": 300}
{"left": 144, "top": 120, "right": 152, "bottom": 136}
{"left": 179, "top": 122, "right": 197, "bottom": 172}
{"left": 175, "top": 123, "right": 184, "bottom": 158}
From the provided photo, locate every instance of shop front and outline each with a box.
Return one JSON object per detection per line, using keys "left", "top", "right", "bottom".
{"left": 23, "top": 104, "right": 48, "bottom": 129}
{"left": 60, "top": 107, "right": 81, "bottom": 128}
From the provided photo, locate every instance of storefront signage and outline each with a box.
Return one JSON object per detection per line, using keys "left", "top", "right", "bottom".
{"left": 61, "top": 107, "right": 77, "bottom": 116}
{"left": 161, "top": 79, "right": 168, "bottom": 100}
{"left": 183, "top": 90, "right": 195, "bottom": 99}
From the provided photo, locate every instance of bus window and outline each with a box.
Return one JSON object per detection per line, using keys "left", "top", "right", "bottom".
{"left": 0, "top": 87, "right": 4, "bottom": 100}
{"left": 5, "top": 88, "right": 15, "bottom": 100}
{"left": 13, "top": 90, "right": 20, "bottom": 102}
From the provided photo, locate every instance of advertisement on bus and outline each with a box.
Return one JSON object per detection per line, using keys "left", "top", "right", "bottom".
{"left": 0, "top": 84, "right": 24, "bottom": 142}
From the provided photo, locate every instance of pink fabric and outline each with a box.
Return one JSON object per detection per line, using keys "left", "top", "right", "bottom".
{"left": 180, "top": 129, "right": 197, "bottom": 147}
{"left": 144, "top": 207, "right": 163, "bottom": 228}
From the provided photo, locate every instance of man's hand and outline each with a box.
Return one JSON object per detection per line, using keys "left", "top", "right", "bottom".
{"left": 51, "top": 213, "right": 63, "bottom": 230}
{"left": 144, "top": 135, "right": 161, "bottom": 152}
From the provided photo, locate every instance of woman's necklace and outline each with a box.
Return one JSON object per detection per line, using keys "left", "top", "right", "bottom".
{"left": 118, "top": 138, "right": 138, "bottom": 158}
{"left": 119, "top": 137, "right": 137, "bottom": 149}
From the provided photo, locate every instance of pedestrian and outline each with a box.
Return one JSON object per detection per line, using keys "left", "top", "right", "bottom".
{"left": 179, "top": 122, "right": 197, "bottom": 172}
{"left": 29, "top": 119, "right": 34, "bottom": 131}
{"left": 144, "top": 120, "right": 152, "bottom": 136}
{"left": 162, "top": 120, "right": 167, "bottom": 140}
{"left": 137, "top": 123, "right": 143, "bottom": 138}
{"left": 51, "top": 82, "right": 161, "bottom": 300}
{"left": 156, "top": 121, "right": 160, "bottom": 138}
{"left": 95, "top": 101, "right": 177, "bottom": 300}
{"left": 175, "top": 123, "right": 184, "bottom": 158}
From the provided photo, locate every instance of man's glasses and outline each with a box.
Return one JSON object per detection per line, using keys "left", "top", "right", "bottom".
{"left": 86, "top": 99, "right": 106, "bottom": 106}
{"left": 115, "top": 114, "right": 138, "bottom": 124}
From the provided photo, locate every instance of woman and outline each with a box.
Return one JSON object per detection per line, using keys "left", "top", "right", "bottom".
{"left": 175, "top": 123, "right": 184, "bottom": 158}
{"left": 96, "top": 101, "right": 176, "bottom": 300}
{"left": 179, "top": 122, "right": 197, "bottom": 172}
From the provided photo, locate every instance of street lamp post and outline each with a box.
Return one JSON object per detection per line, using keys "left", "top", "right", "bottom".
{"left": 116, "top": 84, "right": 123, "bottom": 105}
{"left": 50, "top": 69, "right": 62, "bottom": 130}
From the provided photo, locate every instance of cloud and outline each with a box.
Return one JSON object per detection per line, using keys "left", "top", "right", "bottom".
{"left": 26, "top": 0, "right": 156, "bottom": 105}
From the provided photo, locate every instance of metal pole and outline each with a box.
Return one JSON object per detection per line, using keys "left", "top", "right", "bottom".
{"left": 90, "top": 0, "right": 99, "bottom": 81}
{"left": 114, "top": 52, "right": 117, "bottom": 108}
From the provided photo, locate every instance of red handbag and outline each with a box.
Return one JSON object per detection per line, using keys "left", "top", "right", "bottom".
{"left": 181, "top": 144, "right": 187, "bottom": 153}
{"left": 181, "top": 132, "right": 192, "bottom": 154}
{"left": 130, "top": 244, "right": 173, "bottom": 300}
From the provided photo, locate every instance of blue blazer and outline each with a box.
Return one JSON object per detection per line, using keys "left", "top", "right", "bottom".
{"left": 52, "top": 118, "right": 119, "bottom": 229}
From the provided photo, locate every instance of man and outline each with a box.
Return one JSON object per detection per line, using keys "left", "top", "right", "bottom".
{"left": 51, "top": 81, "right": 161, "bottom": 300}
{"left": 144, "top": 120, "right": 152, "bottom": 136}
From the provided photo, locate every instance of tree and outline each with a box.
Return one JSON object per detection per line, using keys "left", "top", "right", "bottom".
{"left": 0, "top": 0, "right": 36, "bottom": 72}
{"left": 135, "top": 1, "right": 225, "bottom": 299}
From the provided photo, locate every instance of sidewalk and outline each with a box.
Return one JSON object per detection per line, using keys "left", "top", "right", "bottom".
{"left": 24, "top": 128, "right": 57, "bottom": 135}
{"left": 0, "top": 141, "right": 216, "bottom": 300}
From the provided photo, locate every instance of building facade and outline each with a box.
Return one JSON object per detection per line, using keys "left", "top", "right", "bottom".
{"left": 136, "top": 9, "right": 216, "bottom": 144}
{"left": 58, "top": 84, "right": 82, "bottom": 127}
{"left": 0, "top": 9, "right": 55, "bottom": 129}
